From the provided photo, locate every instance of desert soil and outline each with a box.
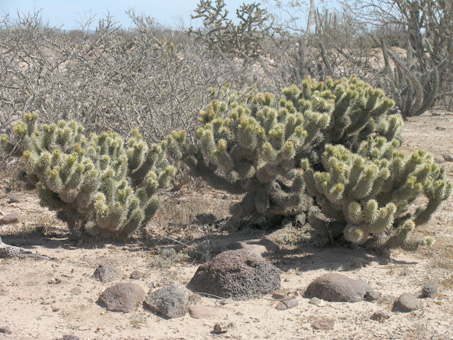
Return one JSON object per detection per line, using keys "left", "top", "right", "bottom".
{"left": 0, "top": 111, "right": 452, "bottom": 340}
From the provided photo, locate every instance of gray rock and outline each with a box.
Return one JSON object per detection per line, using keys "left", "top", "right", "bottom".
{"left": 227, "top": 238, "right": 279, "bottom": 257}
{"left": 275, "top": 297, "right": 298, "bottom": 310}
{"left": 443, "top": 154, "right": 453, "bottom": 162}
{"left": 305, "top": 273, "right": 374, "bottom": 302}
{"left": 188, "top": 305, "right": 220, "bottom": 319}
{"left": 392, "top": 293, "right": 422, "bottom": 312}
{"left": 0, "top": 213, "right": 21, "bottom": 225}
{"left": 98, "top": 283, "right": 146, "bottom": 313}
{"left": 421, "top": 282, "right": 438, "bottom": 298}
{"left": 93, "top": 264, "right": 122, "bottom": 283}
{"left": 187, "top": 249, "right": 281, "bottom": 300}
{"left": 370, "top": 309, "right": 391, "bottom": 322}
{"left": 144, "top": 285, "right": 189, "bottom": 319}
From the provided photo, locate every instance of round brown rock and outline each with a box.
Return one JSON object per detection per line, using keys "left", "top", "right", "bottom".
{"left": 305, "top": 273, "right": 374, "bottom": 302}
{"left": 98, "top": 283, "right": 145, "bottom": 312}
{"left": 392, "top": 293, "right": 422, "bottom": 312}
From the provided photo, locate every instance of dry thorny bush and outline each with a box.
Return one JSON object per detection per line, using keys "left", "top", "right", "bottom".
{"left": 0, "top": 11, "right": 273, "bottom": 146}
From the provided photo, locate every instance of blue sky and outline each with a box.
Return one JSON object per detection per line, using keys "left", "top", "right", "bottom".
{"left": 1, "top": 0, "right": 260, "bottom": 30}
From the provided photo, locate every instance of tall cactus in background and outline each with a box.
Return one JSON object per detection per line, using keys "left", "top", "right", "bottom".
{"left": 188, "top": 0, "right": 274, "bottom": 59}
{"left": 1, "top": 113, "right": 175, "bottom": 239}
{"left": 167, "top": 76, "right": 403, "bottom": 223}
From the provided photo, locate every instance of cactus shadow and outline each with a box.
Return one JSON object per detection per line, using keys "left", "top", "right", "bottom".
{"left": 0, "top": 228, "right": 148, "bottom": 252}
{"left": 270, "top": 240, "right": 419, "bottom": 273}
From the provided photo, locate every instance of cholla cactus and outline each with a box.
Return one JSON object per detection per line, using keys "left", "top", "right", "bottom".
{"left": 303, "top": 139, "right": 451, "bottom": 250}
{"left": 1, "top": 113, "right": 175, "bottom": 239}
{"left": 188, "top": 0, "right": 274, "bottom": 59}
{"left": 167, "top": 76, "right": 400, "bottom": 221}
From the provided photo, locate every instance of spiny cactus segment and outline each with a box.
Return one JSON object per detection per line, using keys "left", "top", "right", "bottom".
{"left": 303, "top": 140, "right": 451, "bottom": 250}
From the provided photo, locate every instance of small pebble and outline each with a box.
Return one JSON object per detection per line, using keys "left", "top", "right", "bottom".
{"left": 421, "top": 282, "right": 438, "bottom": 298}
{"left": 272, "top": 292, "right": 286, "bottom": 299}
{"left": 392, "top": 293, "right": 422, "bottom": 312}
{"left": 443, "top": 154, "right": 453, "bottom": 162}
{"left": 370, "top": 309, "right": 391, "bottom": 322}
{"left": 309, "top": 297, "right": 322, "bottom": 306}
{"left": 0, "top": 326, "right": 12, "bottom": 334}
{"left": 365, "top": 290, "right": 382, "bottom": 302}
{"left": 188, "top": 305, "right": 220, "bottom": 319}
{"left": 275, "top": 297, "right": 298, "bottom": 310}
{"left": 212, "top": 322, "right": 234, "bottom": 334}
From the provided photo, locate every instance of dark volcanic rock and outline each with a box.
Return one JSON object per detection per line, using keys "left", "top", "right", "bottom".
{"left": 305, "top": 273, "right": 374, "bottom": 302}
{"left": 144, "top": 285, "right": 190, "bottom": 319}
{"left": 187, "top": 249, "right": 281, "bottom": 300}
{"left": 392, "top": 293, "right": 422, "bottom": 312}
{"left": 98, "top": 283, "right": 145, "bottom": 312}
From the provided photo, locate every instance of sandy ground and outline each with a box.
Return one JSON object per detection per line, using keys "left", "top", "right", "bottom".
{"left": 0, "top": 111, "right": 452, "bottom": 340}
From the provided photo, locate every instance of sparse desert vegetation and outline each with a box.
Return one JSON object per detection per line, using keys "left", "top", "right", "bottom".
{"left": 0, "top": 1, "right": 452, "bottom": 339}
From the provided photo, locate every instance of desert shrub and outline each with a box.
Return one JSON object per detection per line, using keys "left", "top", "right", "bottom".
{"left": 0, "top": 10, "right": 268, "bottom": 149}
{"left": 166, "top": 76, "right": 451, "bottom": 250}
{"left": 344, "top": 0, "right": 453, "bottom": 116}
{"left": 1, "top": 113, "right": 175, "bottom": 239}
{"left": 258, "top": 3, "right": 382, "bottom": 92}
